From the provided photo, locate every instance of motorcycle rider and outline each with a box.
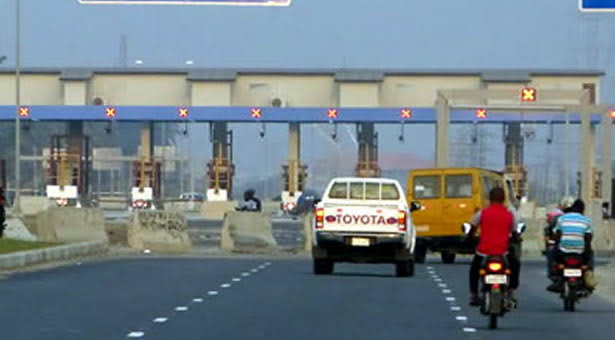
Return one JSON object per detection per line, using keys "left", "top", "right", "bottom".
{"left": 547, "top": 199, "right": 596, "bottom": 292}
{"left": 544, "top": 196, "right": 575, "bottom": 283}
{"left": 468, "top": 187, "right": 520, "bottom": 306}
{"left": 236, "top": 189, "right": 262, "bottom": 212}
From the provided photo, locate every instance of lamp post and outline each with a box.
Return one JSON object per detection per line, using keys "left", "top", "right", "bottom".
{"left": 14, "top": 0, "right": 22, "bottom": 210}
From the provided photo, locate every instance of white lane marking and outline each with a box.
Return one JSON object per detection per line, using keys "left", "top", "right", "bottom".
{"left": 442, "top": 289, "right": 452, "bottom": 294}
{"left": 232, "top": 278, "right": 241, "bottom": 282}
{"left": 153, "top": 317, "right": 168, "bottom": 323}
{"left": 208, "top": 291, "right": 219, "bottom": 296}
{"left": 456, "top": 316, "right": 468, "bottom": 321}
{"left": 264, "top": 262, "right": 271, "bottom": 266}
{"left": 175, "top": 306, "right": 189, "bottom": 312}
{"left": 127, "top": 331, "right": 145, "bottom": 338}
{"left": 221, "top": 283, "right": 231, "bottom": 288}
{"left": 193, "top": 298, "right": 203, "bottom": 303}
{"left": 251, "top": 268, "right": 259, "bottom": 273}
{"left": 427, "top": 266, "right": 434, "bottom": 270}
{"left": 438, "top": 283, "right": 447, "bottom": 288}
{"left": 258, "top": 265, "right": 266, "bottom": 269}
{"left": 463, "top": 328, "right": 477, "bottom": 333}
{"left": 451, "top": 306, "right": 461, "bottom": 311}
{"left": 241, "top": 272, "right": 250, "bottom": 277}
{"left": 434, "top": 278, "right": 443, "bottom": 282}
{"left": 446, "top": 297, "right": 456, "bottom": 302}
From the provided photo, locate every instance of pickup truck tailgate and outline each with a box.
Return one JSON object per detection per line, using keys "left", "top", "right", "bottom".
{"left": 321, "top": 203, "right": 403, "bottom": 233}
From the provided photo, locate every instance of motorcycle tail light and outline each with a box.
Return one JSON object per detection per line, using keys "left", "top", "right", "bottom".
{"left": 565, "top": 258, "right": 581, "bottom": 266}
{"left": 487, "top": 262, "right": 503, "bottom": 272}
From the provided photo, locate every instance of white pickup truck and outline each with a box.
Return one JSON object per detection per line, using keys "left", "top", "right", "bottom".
{"left": 312, "top": 177, "right": 419, "bottom": 277}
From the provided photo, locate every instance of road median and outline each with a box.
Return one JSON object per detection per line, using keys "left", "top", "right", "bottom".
{"left": 0, "top": 241, "right": 108, "bottom": 270}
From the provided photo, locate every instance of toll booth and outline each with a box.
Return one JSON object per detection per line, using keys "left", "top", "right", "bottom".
{"left": 281, "top": 161, "right": 307, "bottom": 211}
{"left": 207, "top": 126, "right": 234, "bottom": 201}
{"left": 131, "top": 157, "right": 162, "bottom": 209}
{"left": 504, "top": 165, "right": 528, "bottom": 199}
{"left": 46, "top": 135, "right": 90, "bottom": 206}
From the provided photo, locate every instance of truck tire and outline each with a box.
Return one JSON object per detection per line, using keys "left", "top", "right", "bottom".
{"left": 313, "top": 259, "right": 334, "bottom": 275}
{"left": 395, "top": 260, "right": 414, "bottom": 277}
{"left": 414, "top": 245, "right": 427, "bottom": 264}
{"left": 441, "top": 252, "right": 456, "bottom": 264}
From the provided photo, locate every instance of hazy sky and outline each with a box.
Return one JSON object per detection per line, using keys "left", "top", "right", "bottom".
{"left": 1, "top": 0, "right": 614, "bottom": 193}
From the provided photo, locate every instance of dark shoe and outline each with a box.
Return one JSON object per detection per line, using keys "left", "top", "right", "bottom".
{"left": 469, "top": 294, "right": 481, "bottom": 306}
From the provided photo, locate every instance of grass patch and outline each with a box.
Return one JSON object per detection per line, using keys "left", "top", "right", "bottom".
{"left": 0, "top": 239, "right": 59, "bottom": 255}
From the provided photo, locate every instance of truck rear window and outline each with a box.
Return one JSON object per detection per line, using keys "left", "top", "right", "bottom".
{"left": 446, "top": 175, "right": 473, "bottom": 198}
{"left": 327, "top": 181, "right": 401, "bottom": 200}
{"left": 413, "top": 175, "right": 440, "bottom": 199}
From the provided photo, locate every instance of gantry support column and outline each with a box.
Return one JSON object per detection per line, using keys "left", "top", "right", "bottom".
{"left": 504, "top": 123, "right": 527, "bottom": 198}
{"left": 282, "top": 123, "right": 306, "bottom": 208}
{"left": 435, "top": 93, "right": 450, "bottom": 168}
{"left": 337, "top": 73, "right": 382, "bottom": 177}
{"left": 579, "top": 107, "right": 595, "bottom": 205}
{"left": 355, "top": 123, "right": 380, "bottom": 177}
{"left": 189, "top": 76, "right": 234, "bottom": 202}
{"left": 602, "top": 111, "right": 613, "bottom": 216}
{"left": 61, "top": 74, "right": 91, "bottom": 199}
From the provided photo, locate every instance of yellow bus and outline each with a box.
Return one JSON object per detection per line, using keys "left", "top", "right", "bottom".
{"left": 406, "top": 168, "right": 517, "bottom": 264}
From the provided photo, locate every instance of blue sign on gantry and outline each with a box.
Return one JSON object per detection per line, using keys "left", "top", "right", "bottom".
{"left": 580, "top": 0, "right": 615, "bottom": 12}
{"left": 79, "top": 0, "right": 291, "bottom": 6}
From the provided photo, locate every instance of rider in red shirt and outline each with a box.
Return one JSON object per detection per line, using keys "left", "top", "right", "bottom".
{"left": 467, "top": 187, "right": 519, "bottom": 306}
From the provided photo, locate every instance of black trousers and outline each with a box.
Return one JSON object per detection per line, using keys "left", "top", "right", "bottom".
{"left": 469, "top": 253, "right": 520, "bottom": 294}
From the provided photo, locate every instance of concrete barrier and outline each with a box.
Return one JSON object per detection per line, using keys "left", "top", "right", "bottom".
{"left": 35, "top": 207, "right": 108, "bottom": 243}
{"left": 165, "top": 201, "right": 200, "bottom": 212}
{"left": 221, "top": 211, "right": 277, "bottom": 253}
{"left": 0, "top": 241, "right": 108, "bottom": 270}
{"left": 127, "top": 210, "right": 192, "bottom": 253}
{"left": 18, "top": 195, "right": 50, "bottom": 217}
{"left": 200, "top": 201, "right": 236, "bottom": 220}
{"left": 3, "top": 218, "right": 37, "bottom": 241}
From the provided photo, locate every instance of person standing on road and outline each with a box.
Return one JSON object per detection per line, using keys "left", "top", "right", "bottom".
{"left": 0, "top": 187, "right": 6, "bottom": 238}
{"left": 467, "top": 187, "right": 519, "bottom": 306}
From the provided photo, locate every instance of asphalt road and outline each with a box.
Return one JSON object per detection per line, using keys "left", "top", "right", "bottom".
{"left": 1, "top": 258, "right": 614, "bottom": 340}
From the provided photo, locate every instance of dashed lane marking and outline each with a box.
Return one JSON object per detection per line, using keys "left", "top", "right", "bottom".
{"left": 127, "top": 331, "right": 145, "bottom": 338}
{"left": 232, "top": 278, "right": 241, "bottom": 282}
{"left": 442, "top": 289, "right": 452, "bottom": 294}
{"left": 456, "top": 316, "right": 468, "bottom": 321}
{"left": 446, "top": 297, "right": 456, "bottom": 302}
{"left": 242, "top": 272, "right": 251, "bottom": 277}
{"left": 153, "top": 317, "right": 168, "bottom": 323}
{"left": 251, "top": 268, "right": 259, "bottom": 273}
{"left": 193, "top": 298, "right": 203, "bottom": 303}
{"left": 451, "top": 306, "right": 461, "bottom": 311}
{"left": 463, "top": 328, "right": 477, "bottom": 333}
{"left": 175, "top": 306, "right": 189, "bottom": 312}
{"left": 438, "top": 283, "right": 447, "bottom": 288}
{"left": 208, "top": 291, "right": 219, "bottom": 296}
{"left": 221, "top": 283, "right": 231, "bottom": 288}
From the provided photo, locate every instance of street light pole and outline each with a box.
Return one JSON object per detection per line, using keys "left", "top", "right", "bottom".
{"left": 14, "top": 0, "right": 21, "bottom": 210}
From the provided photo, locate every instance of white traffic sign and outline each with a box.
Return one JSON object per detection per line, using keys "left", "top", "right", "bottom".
{"left": 79, "top": 0, "right": 291, "bottom": 5}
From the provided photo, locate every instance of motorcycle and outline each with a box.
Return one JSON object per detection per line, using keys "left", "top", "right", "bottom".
{"left": 555, "top": 254, "right": 591, "bottom": 312}
{"left": 462, "top": 222, "right": 525, "bottom": 329}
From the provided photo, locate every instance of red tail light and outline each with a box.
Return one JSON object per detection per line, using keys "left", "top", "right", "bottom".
{"left": 565, "top": 258, "right": 581, "bottom": 266}
{"left": 315, "top": 208, "right": 325, "bottom": 229}
{"left": 397, "top": 210, "right": 407, "bottom": 231}
{"left": 487, "top": 262, "right": 503, "bottom": 272}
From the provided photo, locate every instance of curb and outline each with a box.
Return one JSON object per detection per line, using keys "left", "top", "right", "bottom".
{"left": 0, "top": 241, "right": 109, "bottom": 270}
